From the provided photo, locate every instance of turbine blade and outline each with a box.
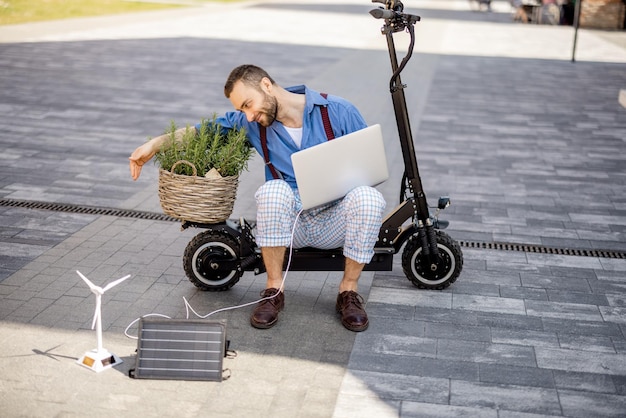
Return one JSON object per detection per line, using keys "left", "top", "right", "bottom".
{"left": 76, "top": 270, "right": 99, "bottom": 292}
{"left": 102, "top": 274, "right": 131, "bottom": 292}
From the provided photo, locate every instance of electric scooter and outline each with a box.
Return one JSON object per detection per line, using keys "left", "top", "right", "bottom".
{"left": 179, "top": 0, "right": 463, "bottom": 292}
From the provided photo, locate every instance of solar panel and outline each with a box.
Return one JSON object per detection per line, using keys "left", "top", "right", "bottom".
{"left": 130, "top": 318, "right": 227, "bottom": 381}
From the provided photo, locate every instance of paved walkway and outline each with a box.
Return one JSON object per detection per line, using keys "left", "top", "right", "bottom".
{"left": 0, "top": 1, "right": 625, "bottom": 417}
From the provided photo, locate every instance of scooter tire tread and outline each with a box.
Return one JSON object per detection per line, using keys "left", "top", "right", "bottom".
{"left": 401, "top": 230, "right": 463, "bottom": 290}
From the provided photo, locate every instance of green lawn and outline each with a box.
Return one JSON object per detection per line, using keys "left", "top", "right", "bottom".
{"left": 0, "top": 0, "right": 238, "bottom": 25}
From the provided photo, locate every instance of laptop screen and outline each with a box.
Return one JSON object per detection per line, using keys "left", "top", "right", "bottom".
{"left": 291, "top": 124, "right": 389, "bottom": 210}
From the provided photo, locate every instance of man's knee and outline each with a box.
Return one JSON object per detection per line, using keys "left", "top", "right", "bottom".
{"left": 345, "top": 186, "right": 386, "bottom": 212}
{"left": 255, "top": 180, "right": 295, "bottom": 208}
{"left": 255, "top": 181, "right": 297, "bottom": 248}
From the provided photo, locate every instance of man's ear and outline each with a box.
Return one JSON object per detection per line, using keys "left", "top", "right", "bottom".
{"left": 260, "top": 77, "right": 273, "bottom": 93}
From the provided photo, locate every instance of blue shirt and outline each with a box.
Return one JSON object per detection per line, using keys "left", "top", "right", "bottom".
{"left": 196, "top": 85, "right": 367, "bottom": 188}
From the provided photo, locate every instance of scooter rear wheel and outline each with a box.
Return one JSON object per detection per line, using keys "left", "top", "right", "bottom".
{"left": 183, "top": 230, "right": 243, "bottom": 291}
{"left": 401, "top": 230, "right": 463, "bottom": 290}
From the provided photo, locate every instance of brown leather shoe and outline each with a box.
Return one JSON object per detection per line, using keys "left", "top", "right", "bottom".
{"left": 336, "top": 291, "right": 369, "bottom": 332}
{"left": 250, "top": 288, "right": 284, "bottom": 329}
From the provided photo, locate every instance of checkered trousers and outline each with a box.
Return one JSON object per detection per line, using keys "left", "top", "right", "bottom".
{"left": 254, "top": 180, "right": 386, "bottom": 264}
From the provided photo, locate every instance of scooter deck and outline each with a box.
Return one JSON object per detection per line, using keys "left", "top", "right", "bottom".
{"left": 288, "top": 247, "right": 394, "bottom": 272}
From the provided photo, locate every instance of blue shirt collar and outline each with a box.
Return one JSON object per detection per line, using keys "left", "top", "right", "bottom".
{"left": 285, "top": 85, "right": 328, "bottom": 115}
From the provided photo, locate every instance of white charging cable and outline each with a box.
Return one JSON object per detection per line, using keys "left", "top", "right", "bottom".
{"left": 124, "top": 313, "right": 172, "bottom": 339}
{"left": 124, "top": 209, "right": 303, "bottom": 339}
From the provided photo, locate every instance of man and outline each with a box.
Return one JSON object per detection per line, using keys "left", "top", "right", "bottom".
{"left": 129, "top": 64, "right": 385, "bottom": 332}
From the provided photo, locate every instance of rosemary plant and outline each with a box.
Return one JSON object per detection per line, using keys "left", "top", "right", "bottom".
{"left": 154, "top": 116, "right": 253, "bottom": 177}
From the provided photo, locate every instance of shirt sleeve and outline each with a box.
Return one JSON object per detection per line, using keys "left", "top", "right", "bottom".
{"left": 194, "top": 112, "right": 250, "bottom": 136}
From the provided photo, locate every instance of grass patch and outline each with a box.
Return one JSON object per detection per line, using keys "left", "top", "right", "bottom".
{"left": 0, "top": 0, "right": 237, "bottom": 26}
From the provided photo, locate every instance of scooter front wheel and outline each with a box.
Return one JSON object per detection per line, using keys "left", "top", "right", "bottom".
{"left": 183, "top": 230, "right": 243, "bottom": 291}
{"left": 401, "top": 230, "right": 463, "bottom": 290}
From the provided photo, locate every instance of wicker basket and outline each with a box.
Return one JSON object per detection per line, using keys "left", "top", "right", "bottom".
{"left": 158, "top": 160, "right": 238, "bottom": 223}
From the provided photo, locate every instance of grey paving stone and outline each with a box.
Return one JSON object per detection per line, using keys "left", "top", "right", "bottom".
{"left": 526, "top": 253, "right": 605, "bottom": 270}
{"left": 445, "top": 281, "right": 501, "bottom": 297}
{"left": 614, "top": 338, "right": 626, "bottom": 355}
{"left": 452, "top": 294, "right": 526, "bottom": 315}
{"left": 588, "top": 278, "right": 626, "bottom": 295}
{"left": 414, "top": 306, "right": 481, "bottom": 327}
{"left": 600, "top": 257, "right": 626, "bottom": 273}
{"left": 478, "top": 364, "right": 555, "bottom": 388}
{"left": 542, "top": 317, "right": 624, "bottom": 338}
{"left": 353, "top": 332, "right": 438, "bottom": 358}
{"left": 521, "top": 272, "right": 592, "bottom": 293}
{"left": 600, "top": 305, "right": 626, "bottom": 326}
{"left": 535, "top": 347, "right": 626, "bottom": 375}
{"left": 461, "top": 249, "right": 530, "bottom": 269}
{"left": 368, "top": 286, "right": 452, "bottom": 309}
{"left": 613, "top": 375, "right": 626, "bottom": 396}
{"left": 558, "top": 389, "right": 626, "bottom": 418}
{"left": 457, "top": 269, "right": 522, "bottom": 287}
{"left": 366, "top": 301, "right": 417, "bottom": 319}
{"left": 360, "top": 315, "right": 426, "bottom": 337}
{"left": 342, "top": 370, "right": 451, "bottom": 404}
{"left": 546, "top": 289, "right": 610, "bottom": 306}
{"left": 525, "top": 300, "right": 604, "bottom": 322}
{"left": 449, "top": 380, "right": 562, "bottom": 416}
{"left": 423, "top": 322, "right": 491, "bottom": 342}
{"left": 499, "top": 286, "right": 548, "bottom": 301}
{"left": 348, "top": 351, "right": 480, "bottom": 382}
{"left": 553, "top": 370, "right": 618, "bottom": 394}
{"left": 437, "top": 340, "right": 536, "bottom": 368}
{"left": 485, "top": 259, "right": 545, "bottom": 273}
{"left": 491, "top": 328, "right": 560, "bottom": 349}
{"left": 401, "top": 401, "right": 498, "bottom": 418}
{"left": 0, "top": 242, "right": 49, "bottom": 260}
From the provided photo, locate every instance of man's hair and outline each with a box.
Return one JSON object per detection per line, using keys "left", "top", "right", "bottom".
{"left": 224, "top": 64, "right": 276, "bottom": 98}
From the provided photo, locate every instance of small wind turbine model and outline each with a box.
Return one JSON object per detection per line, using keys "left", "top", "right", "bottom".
{"left": 76, "top": 270, "right": 131, "bottom": 372}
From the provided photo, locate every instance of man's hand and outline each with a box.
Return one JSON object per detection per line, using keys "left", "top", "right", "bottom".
{"left": 129, "top": 141, "right": 157, "bottom": 181}
{"left": 129, "top": 127, "right": 194, "bottom": 181}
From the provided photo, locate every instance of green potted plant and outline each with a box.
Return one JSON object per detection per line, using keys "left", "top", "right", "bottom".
{"left": 155, "top": 116, "right": 253, "bottom": 223}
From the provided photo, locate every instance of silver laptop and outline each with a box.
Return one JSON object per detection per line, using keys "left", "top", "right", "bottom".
{"left": 291, "top": 124, "right": 389, "bottom": 210}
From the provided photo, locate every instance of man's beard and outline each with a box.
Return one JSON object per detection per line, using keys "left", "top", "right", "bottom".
{"left": 257, "top": 93, "right": 278, "bottom": 127}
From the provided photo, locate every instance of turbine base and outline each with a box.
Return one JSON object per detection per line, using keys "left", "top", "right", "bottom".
{"left": 77, "top": 349, "right": 122, "bottom": 373}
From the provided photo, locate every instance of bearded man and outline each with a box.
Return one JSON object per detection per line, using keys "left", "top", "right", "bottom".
{"left": 129, "top": 64, "right": 385, "bottom": 332}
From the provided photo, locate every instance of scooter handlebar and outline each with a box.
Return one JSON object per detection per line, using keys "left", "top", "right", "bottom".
{"left": 369, "top": 8, "right": 396, "bottom": 20}
{"left": 370, "top": 4, "right": 421, "bottom": 24}
{"left": 371, "top": 0, "right": 400, "bottom": 7}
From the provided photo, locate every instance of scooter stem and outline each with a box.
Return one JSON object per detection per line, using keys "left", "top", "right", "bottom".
{"left": 372, "top": 2, "right": 440, "bottom": 263}
{"left": 377, "top": 10, "right": 429, "bottom": 223}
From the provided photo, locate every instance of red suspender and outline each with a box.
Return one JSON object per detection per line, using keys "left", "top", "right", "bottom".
{"left": 319, "top": 93, "right": 335, "bottom": 140}
{"left": 260, "top": 126, "right": 282, "bottom": 180}
{"left": 260, "top": 92, "right": 333, "bottom": 180}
